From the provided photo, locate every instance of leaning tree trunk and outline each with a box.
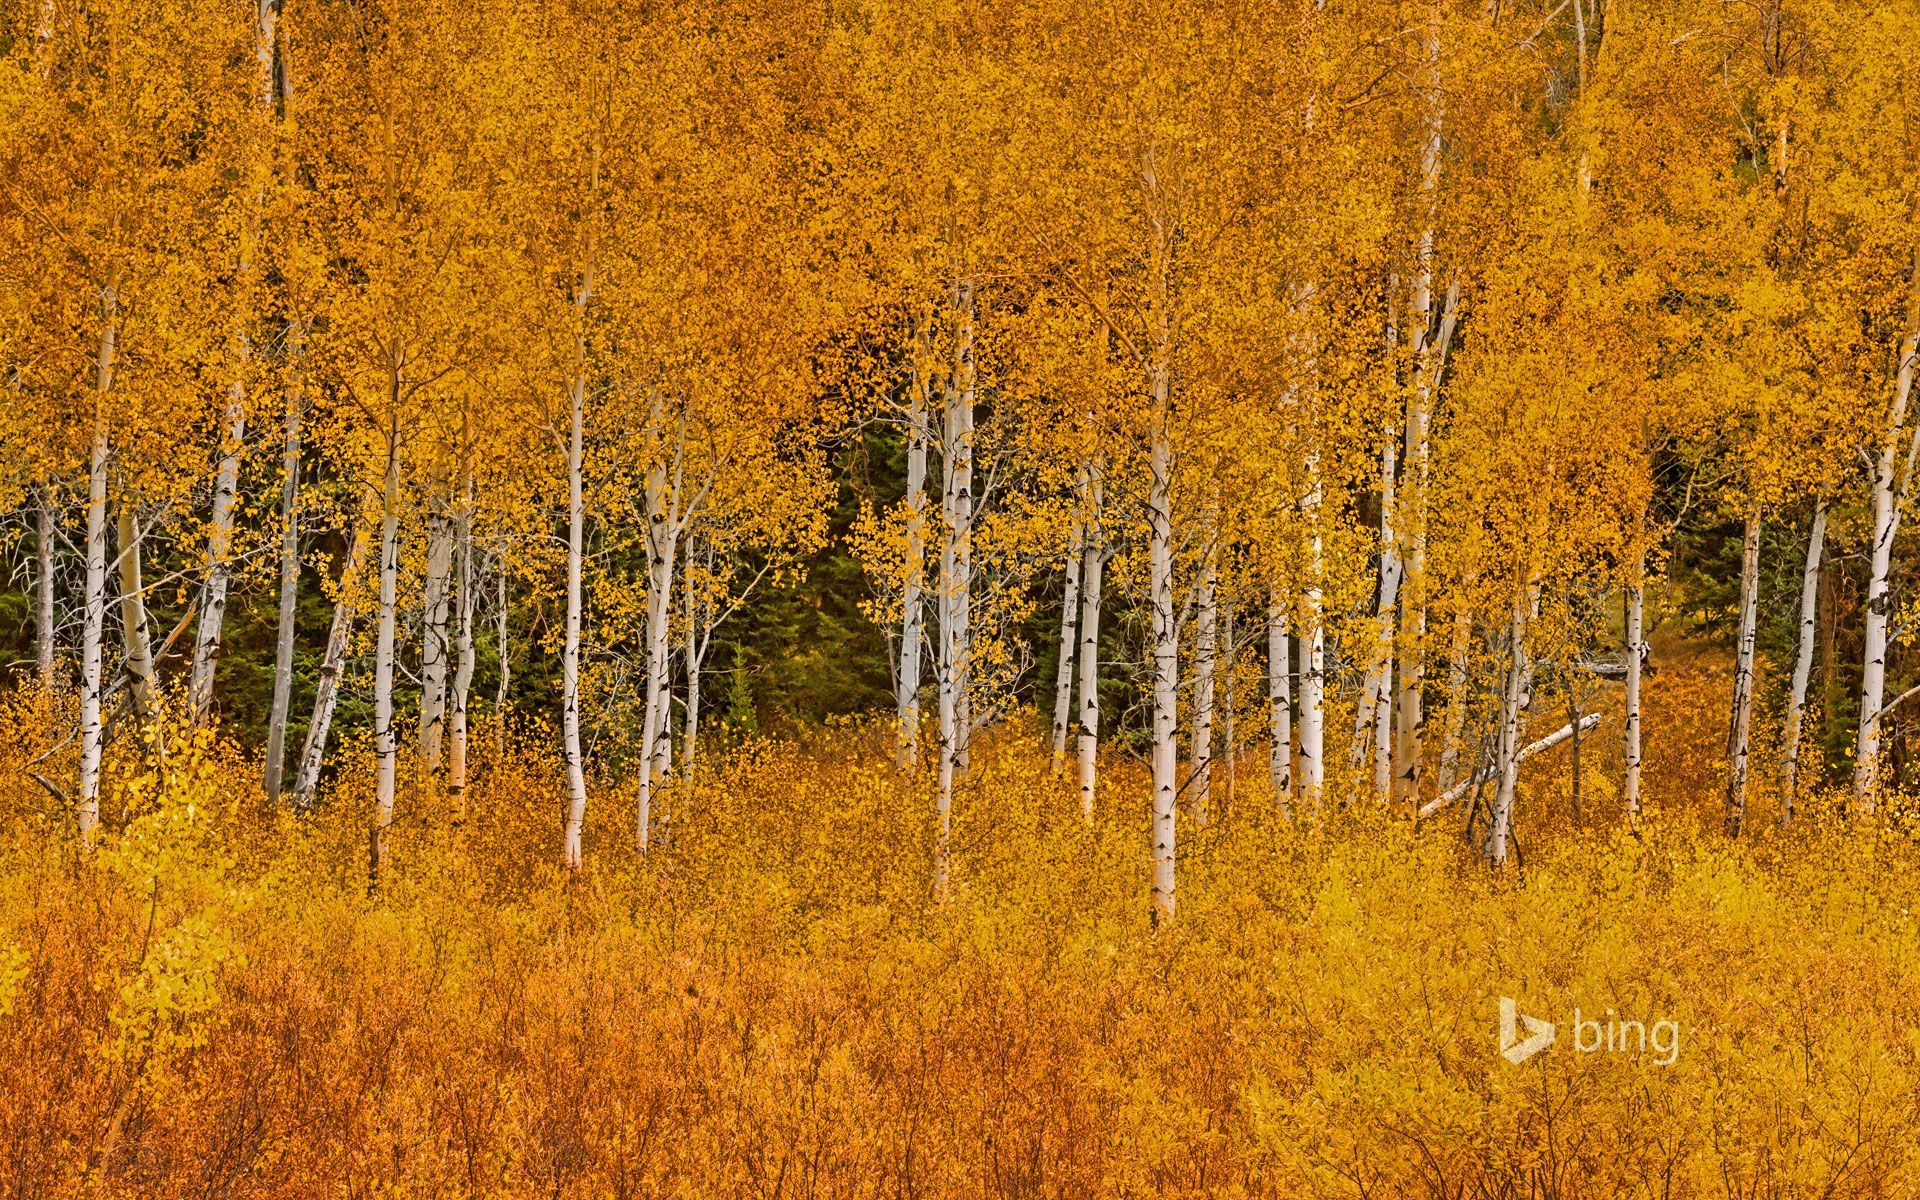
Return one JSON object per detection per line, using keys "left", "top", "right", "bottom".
{"left": 1076, "top": 459, "right": 1105, "bottom": 824}
{"left": 292, "top": 527, "right": 365, "bottom": 809}
{"left": 78, "top": 320, "right": 113, "bottom": 842}
{"left": 116, "top": 504, "right": 158, "bottom": 726}
{"left": 1051, "top": 497, "right": 1085, "bottom": 773}
{"left": 1268, "top": 600, "right": 1293, "bottom": 817}
{"left": 189, "top": 371, "right": 247, "bottom": 727}
{"left": 417, "top": 500, "right": 454, "bottom": 776}
{"left": 897, "top": 317, "right": 932, "bottom": 768}
{"left": 933, "top": 280, "right": 976, "bottom": 900}
{"left": 371, "top": 426, "right": 401, "bottom": 883}
{"left": 262, "top": 331, "right": 305, "bottom": 802}
{"left": 1854, "top": 249, "right": 1920, "bottom": 812}
{"left": 1781, "top": 498, "right": 1827, "bottom": 820}
{"left": 1726, "top": 508, "right": 1762, "bottom": 836}
{"left": 1189, "top": 530, "right": 1218, "bottom": 827}
{"left": 448, "top": 470, "right": 476, "bottom": 816}
{"left": 1485, "top": 596, "right": 1531, "bottom": 869}
{"left": 35, "top": 488, "right": 56, "bottom": 691}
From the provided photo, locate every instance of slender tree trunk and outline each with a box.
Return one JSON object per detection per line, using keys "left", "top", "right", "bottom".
{"left": 1624, "top": 567, "right": 1646, "bottom": 818}
{"left": 934, "top": 280, "right": 975, "bottom": 900}
{"left": 292, "top": 528, "right": 365, "bottom": 809}
{"left": 418, "top": 500, "right": 454, "bottom": 775}
{"left": 1222, "top": 597, "right": 1238, "bottom": 811}
{"left": 637, "top": 408, "right": 685, "bottom": 852}
{"left": 263, "top": 331, "right": 305, "bottom": 802}
{"left": 78, "top": 317, "right": 113, "bottom": 841}
{"left": 1269, "top": 601, "right": 1293, "bottom": 817}
{"left": 1396, "top": 280, "right": 1460, "bottom": 806}
{"left": 448, "top": 469, "right": 475, "bottom": 817}
{"left": 1485, "top": 596, "right": 1531, "bottom": 868}
{"left": 1076, "top": 461, "right": 1105, "bottom": 823}
{"left": 495, "top": 565, "right": 509, "bottom": 752}
{"left": 1726, "top": 508, "right": 1762, "bottom": 836}
{"left": 1354, "top": 430, "right": 1399, "bottom": 800}
{"left": 116, "top": 504, "right": 158, "bottom": 725}
{"left": 35, "top": 488, "right": 57, "bottom": 692}
{"left": 1781, "top": 498, "right": 1827, "bottom": 819}
{"left": 1189, "top": 531, "right": 1217, "bottom": 827}
{"left": 1146, "top": 254, "right": 1177, "bottom": 921}
{"left": 189, "top": 372, "right": 246, "bottom": 727}
{"left": 1854, "top": 249, "right": 1920, "bottom": 812}
{"left": 372, "top": 425, "right": 401, "bottom": 882}
{"left": 1299, "top": 465, "right": 1327, "bottom": 812}
{"left": 1050, "top": 502, "right": 1084, "bottom": 773}
{"left": 897, "top": 318, "right": 932, "bottom": 767}
{"left": 683, "top": 591, "right": 702, "bottom": 784}
{"left": 562, "top": 375, "right": 589, "bottom": 867}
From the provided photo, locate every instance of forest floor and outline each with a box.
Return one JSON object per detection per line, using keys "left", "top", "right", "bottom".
{"left": 1, "top": 648, "right": 1917, "bottom": 1198}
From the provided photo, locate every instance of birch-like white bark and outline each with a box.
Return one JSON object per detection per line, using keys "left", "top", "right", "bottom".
{"left": 1299, "top": 463, "right": 1327, "bottom": 811}
{"left": 1189, "top": 531, "right": 1217, "bottom": 826}
{"left": 417, "top": 501, "right": 454, "bottom": 774}
{"left": 1353, "top": 430, "right": 1399, "bottom": 800}
{"left": 372, "top": 426, "right": 401, "bottom": 879}
{"left": 1624, "top": 572, "right": 1645, "bottom": 817}
{"left": 934, "top": 279, "right": 975, "bottom": 899}
{"left": 1050, "top": 500, "right": 1084, "bottom": 773}
{"left": 683, "top": 585, "right": 702, "bottom": 785}
{"left": 189, "top": 363, "right": 247, "bottom": 727}
{"left": 1853, "top": 249, "right": 1920, "bottom": 811}
{"left": 1421, "top": 712, "right": 1601, "bottom": 818}
{"left": 263, "top": 328, "right": 304, "bottom": 802}
{"left": 637, "top": 404, "right": 686, "bottom": 852}
{"left": 115, "top": 505, "right": 158, "bottom": 725}
{"left": 292, "top": 528, "right": 365, "bottom": 809}
{"left": 78, "top": 297, "right": 115, "bottom": 840}
{"left": 35, "top": 488, "right": 57, "bottom": 691}
{"left": 1781, "top": 498, "right": 1827, "bottom": 818}
{"left": 1395, "top": 280, "right": 1459, "bottom": 805}
{"left": 1076, "top": 460, "right": 1105, "bottom": 823}
{"left": 561, "top": 370, "right": 590, "bottom": 867}
{"left": 1268, "top": 601, "right": 1293, "bottom": 817}
{"left": 897, "top": 318, "right": 932, "bottom": 767}
{"left": 1484, "top": 596, "right": 1531, "bottom": 868}
{"left": 1726, "top": 508, "right": 1762, "bottom": 836}
{"left": 448, "top": 469, "right": 475, "bottom": 812}
{"left": 1145, "top": 211, "right": 1178, "bottom": 920}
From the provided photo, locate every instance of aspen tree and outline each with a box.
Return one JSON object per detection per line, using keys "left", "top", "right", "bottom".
{"left": 1075, "top": 459, "right": 1106, "bottom": 822}
{"left": 1049, "top": 484, "right": 1084, "bottom": 774}
{"left": 896, "top": 315, "right": 933, "bottom": 767}
{"left": 1725, "top": 509, "right": 1762, "bottom": 835}
{"left": 1781, "top": 499, "right": 1827, "bottom": 816}
{"left": 1189, "top": 513, "right": 1218, "bottom": 825}
{"left": 293, "top": 529, "right": 367, "bottom": 809}
{"left": 1268, "top": 601, "right": 1292, "bottom": 816}
{"left": 262, "top": 323, "right": 305, "bottom": 802}
{"left": 933, "top": 279, "right": 975, "bottom": 899}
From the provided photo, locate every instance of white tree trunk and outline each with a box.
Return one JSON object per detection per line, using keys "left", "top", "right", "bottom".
{"left": 1726, "top": 508, "right": 1762, "bottom": 836}
{"left": 1353, "top": 430, "right": 1399, "bottom": 801}
{"left": 1299, "top": 464, "right": 1327, "bottom": 812}
{"left": 637, "top": 409, "right": 685, "bottom": 853}
{"left": 189, "top": 368, "right": 246, "bottom": 727}
{"left": 933, "top": 280, "right": 975, "bottom": 899}
{"left": 1189, "top": 532, "right": 1217, "bottom": 826}
{"left": 897, "top": 319, "right": 932, "bottom": 767}
{"left": 1076, "top": 460, "right": 1105, "bottom": 824}
{"left": 1854, "top": 250, "right": 1920, "bottom": 811}
{"left": 263, "top": 334, "right": 304, "bottom": 802}
{"left": 78, "top": 324, "right": 113, "bottom": 842}
{"left": 292, "top": 528, "right": 364, "bottom": 809}
{"left": 1050, "top": 504, "right": 1084, "bottom": 772}
{"left": 1396, "top": 279, "right": 1460, "bottom": 805}
{"left": 1781, "top": 498, "right": 1827, "bottom": 819}
{"left": 1268, "top": 600, "right": 1292, "bottom": 816}
{"left": 1422, "top": 712, "right": 1601, "bottom": 818}
{"left": 116, "top": 505, "right": 158, "bottom": 726}
{"left": 1147, "top": 263, "right": 1177, "bottom": 920}
{"left": 35, "top": 488, "right": 57, "bottom": 691}
{"left": 562, "top": 375, "right": 589, "bottom": 867}
{"left": 417, "top": 502, "right": 454, "bottom": 775}
{"left": 372, "top": 428, "right": 401, "bottom": 879}
{"left": 448, "top": 470, "right": 475, "bottom": 814}
{"left": 683, "top": 589, "right": 703, "bottom": 784}
{"left": 1485, "top": 597, "right": 1531, "bottom": 868}
{"left": 1624, "top": 570, "right": 1646, "bottom": 817}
